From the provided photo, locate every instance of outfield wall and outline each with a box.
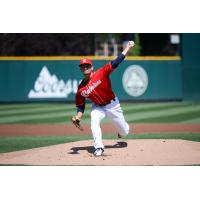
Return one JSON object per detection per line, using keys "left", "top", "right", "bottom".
{"left": 0, "top": 57, "right": 182, "bottom": 102}
{"left": 182, "top": 34, "right": 200, "bottom": 100}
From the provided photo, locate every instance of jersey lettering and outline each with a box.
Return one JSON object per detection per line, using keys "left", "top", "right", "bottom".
{"left": 76, "top": 62, "right": 115, "bottom": 106}
{"left": 81, "top": 80, "right": 101, "bottom": 97}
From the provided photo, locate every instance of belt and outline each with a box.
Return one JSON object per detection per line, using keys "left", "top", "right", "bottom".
{"left": 98, "top": 98, "right": 116, "bottom": 107}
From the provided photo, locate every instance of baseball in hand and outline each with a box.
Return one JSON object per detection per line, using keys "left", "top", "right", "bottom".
{"left": 129, "top": 41, "right": 135, "bottom": 46}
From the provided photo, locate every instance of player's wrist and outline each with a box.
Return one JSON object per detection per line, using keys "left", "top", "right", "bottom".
{"left": 76, "top": 113, "right": 82, "bottom": 120}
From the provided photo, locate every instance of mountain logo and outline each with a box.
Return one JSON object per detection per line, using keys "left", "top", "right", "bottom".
{"left": 28, "top": 66, "right": 80, "bottom": 98}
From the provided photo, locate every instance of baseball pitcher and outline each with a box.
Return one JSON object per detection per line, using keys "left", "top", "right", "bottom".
{"left": 72, "top": 41, "right": 135, "bottom": 156}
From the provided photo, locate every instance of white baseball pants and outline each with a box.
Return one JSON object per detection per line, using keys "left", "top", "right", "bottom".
{"left": 90, "top": 97, "right": 129, "bottom": 149}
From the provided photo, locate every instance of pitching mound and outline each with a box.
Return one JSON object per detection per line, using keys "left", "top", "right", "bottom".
{"left": 0, "top": 139, "right": 200, "bottom": 165}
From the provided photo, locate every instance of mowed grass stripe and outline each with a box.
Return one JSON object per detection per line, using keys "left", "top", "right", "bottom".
{"left": 30, "top": 104, "right": 200, "bottom": 123}
{"left": 21, "top": 112, "right": 92, "bottom": 124}
{"left": 182, "top": 118, "right": 200, "bottom": 123}
{"left": 0, "top": 102, "right": 171, "bottom": 123}
{"left": 0, "top": 102, "right": 151, "bottom": 114}
{"left": 122, "top": 102, "right": 195, "bottom": 115}
{"left": 0, "top": 103, "right": 74, "bottom": 112}
{"left": 131, "top": 110, "right": 200, "bottom": 123}
{"left": 0, "top": 103, "right": 47, "bottom": 111}
{"left": 120, "top": 102, "right": 188, "bottom": 111}
{"left": 71, "top": 104, "right": 200, "bottom": 124}
{"left": 0, "top": 102, "right": 183, "bottom": 119}
{"left": 0, "top": 101, "right": 182, "bottom": 113}
{"left": 0, "top": 104, "right": 93, "bottom": 123}
{"left": 125, "top": 104, "right": 200, "bottom": 122}
{"left": 0, "top": 109, "right": 91, "bottom": 123}
{"left": 0, "top": 102, "right": 191, "bottom": 116}
{"left": 9, "top": 115, "right": 87, "bottom": 124}
{"left": 1, "top": 102, "right": 199, "bottom": 124}
{"left": 0, "top": 104, "right": 76, "bottom": 117}
{"left": 1, "top": 107, "right": 97, "bottom": 124}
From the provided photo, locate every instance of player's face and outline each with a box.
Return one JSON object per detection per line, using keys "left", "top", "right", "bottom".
{"left": 80, "top": 64, "right": 93, "bottom": 75}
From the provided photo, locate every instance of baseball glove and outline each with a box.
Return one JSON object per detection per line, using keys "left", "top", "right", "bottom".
{"left": 71, "top": 116, "right": 83, "bottom": 131}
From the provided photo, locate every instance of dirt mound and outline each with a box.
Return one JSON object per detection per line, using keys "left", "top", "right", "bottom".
{"left": 0, "top": 139, "right": 200, "bottom": 165}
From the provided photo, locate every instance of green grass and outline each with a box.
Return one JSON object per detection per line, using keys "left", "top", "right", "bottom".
{"left": 0, "top": 135, "right": 91, "bottom": 153}
{"left": 1, "top": 102, "right": 200, "bottom": 154}
{"left": 1, "top": 102, "right": 200, "bottom": 124}
{"left": 0, "top": 133, "right": 200, "bottom": 153}
{"left": 132, "top": 110, "right": 200, "bottom": 123}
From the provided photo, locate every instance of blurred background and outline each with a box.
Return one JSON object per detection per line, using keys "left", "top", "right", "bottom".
{"left": 0, "top": 33, "right": 180, "bottom": 56}
{"left": 0, "top": 33, "right": 199, "bottom": 103}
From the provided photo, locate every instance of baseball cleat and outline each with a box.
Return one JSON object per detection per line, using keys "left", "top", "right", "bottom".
{"left": 94, "top": 148, "right": 104, "bottom": 156}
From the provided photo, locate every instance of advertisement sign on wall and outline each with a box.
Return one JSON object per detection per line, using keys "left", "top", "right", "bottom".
{"left": 0, "top": 59, "right": 182, "bottom": 102}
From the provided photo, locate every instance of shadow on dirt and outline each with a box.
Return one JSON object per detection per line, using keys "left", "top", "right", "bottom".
{"left": 69, "top": 141, "right": 128, "bottom": 154}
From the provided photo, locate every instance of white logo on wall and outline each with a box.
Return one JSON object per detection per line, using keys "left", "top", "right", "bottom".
{"left": 28, "top": 66, "right": 80, "bottom": 98}
{"left": 122, "top": 65, "right": 148, "bottom": 97}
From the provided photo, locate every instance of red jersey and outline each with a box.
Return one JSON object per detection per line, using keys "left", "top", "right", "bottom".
{"left": 76, "top": 62, "right": 115, "bottom": 106}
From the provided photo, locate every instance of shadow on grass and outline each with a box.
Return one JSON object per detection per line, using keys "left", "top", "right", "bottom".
{"left": 69, "top": 141, "right": 128, "bottom": 154}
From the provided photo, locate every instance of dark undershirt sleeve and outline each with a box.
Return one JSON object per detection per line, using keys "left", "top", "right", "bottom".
{"left": 77, "top": 104, "right": 85, "bottom": 113}
{"left": 111, "top": 54, "right": 125, "bottom": 69}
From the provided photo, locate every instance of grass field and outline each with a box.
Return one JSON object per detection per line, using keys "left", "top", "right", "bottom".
{"left": 0, "top": 102, "right": 200, "bottom": 153}
{"left": 1, "top": 133, "right": 200, "bottom": 153}
{"left": 0, "top": 101, "right": 200, "bottom": 124}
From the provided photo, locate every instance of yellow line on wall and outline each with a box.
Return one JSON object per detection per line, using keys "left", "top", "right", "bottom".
{"left": 0, "top": 56, "right": 181, "bottom": 61}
